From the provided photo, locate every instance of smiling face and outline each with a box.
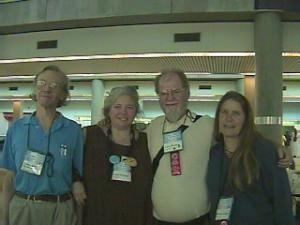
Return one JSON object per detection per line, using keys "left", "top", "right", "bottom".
{"left": 34, "top": 70, "right": 67, "bottom": 110}
{"left": 158, "top": 73, "right": 189, "bottom": 122}
{"left": 219, "top": 99, "right": 246, "bottom": 140}
{"left": 109, "top": 95, "right": 137, "bottom": 130}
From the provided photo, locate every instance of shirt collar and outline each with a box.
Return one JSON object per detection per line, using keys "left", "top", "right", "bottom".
{"left": 163, "top": 110, "right": 195, "bottom": 132}
{"left": 22, "top": 111, "right": 64, "bottom": 131}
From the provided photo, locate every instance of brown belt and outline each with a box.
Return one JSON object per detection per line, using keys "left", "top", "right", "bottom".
{"left": 15, "top": 192, "right": 72, "bottom": 202}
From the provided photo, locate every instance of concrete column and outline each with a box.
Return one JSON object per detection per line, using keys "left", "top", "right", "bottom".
{"left": 254, "top": 11, "right": 282, "bottom": 146}
{"left": 91, "top": 79, "right": 105, "bottom": 125}
{"left": 13, "top": 101, "right": 23, "bottom": 121}
{"left": 138, "top": 99, "right": 144, "bottom": 117}
{"left": 237, "top": 76, "right": 255, "bottom": 111}
{"left": 236, "top": 78, "right": 245, "bottom": 94}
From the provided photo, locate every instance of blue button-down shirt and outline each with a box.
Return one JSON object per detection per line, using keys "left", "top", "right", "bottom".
{"left": 2, "top": 113, "right": 83, "bottom": 195}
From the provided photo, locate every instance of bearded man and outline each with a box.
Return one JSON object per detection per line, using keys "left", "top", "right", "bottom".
{"left": 147, "top": 69, "right": 214, "bottom": 225}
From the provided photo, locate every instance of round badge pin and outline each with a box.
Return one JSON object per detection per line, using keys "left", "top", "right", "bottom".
{"left": 123, "top": 157, "right": 138, "bottom": 167}
{"left": 109, "top": 155, "right": 120, "bottom": 164}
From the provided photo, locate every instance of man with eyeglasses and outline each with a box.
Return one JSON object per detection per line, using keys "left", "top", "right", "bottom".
{"left": 147, "top": 69, "right": 214, "bottom": 225}
{"left": 1, "top": 65, "right": 83, "bottom": 225}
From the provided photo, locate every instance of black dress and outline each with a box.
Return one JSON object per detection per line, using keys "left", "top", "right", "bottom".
{"left": 82, "top": 125, "right": 153, "bottom": 225}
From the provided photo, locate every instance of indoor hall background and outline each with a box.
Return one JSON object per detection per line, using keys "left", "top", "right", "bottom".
{"left": 1, "top": 0, "right": 300, "bottom": 223}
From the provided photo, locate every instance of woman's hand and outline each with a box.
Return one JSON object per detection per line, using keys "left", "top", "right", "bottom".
{"left": 72, "top": 181, "right": 87, "bottom": 207}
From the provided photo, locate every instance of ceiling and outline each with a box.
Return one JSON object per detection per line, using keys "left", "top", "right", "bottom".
{"left": 1, "top": 54, "right": 300, "bottom": 81}
{"left": 1, "top": 11, "right": 300, "bottom": 81}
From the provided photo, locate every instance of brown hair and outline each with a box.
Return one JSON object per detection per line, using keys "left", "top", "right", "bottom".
{"left": 213, "top": 91, "right": 260, "bottom": 190}
{"left": 30, "top": 65, "right": 69, "bottom": 107}
{"left": 154, "top": 68, "right": 190, "bottom": 97}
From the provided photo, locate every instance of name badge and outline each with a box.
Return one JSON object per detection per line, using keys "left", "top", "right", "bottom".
{"left": 163, "top": 130, "right": 183, "bottom": 153}
{"left": 215, "top": 196, "right": 234, "bottom": 221}
{"left": 111, "top": 156, "right": 133, "bottom": 182}
{"left": 21, "top": 150, "right": 46, "bottom": 176}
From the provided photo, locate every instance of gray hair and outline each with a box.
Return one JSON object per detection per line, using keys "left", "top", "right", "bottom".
{"left": 154, "top": 68, "right": 190, "bottom": 97}
{"left": 101, "top": 86, "right": 140, "bottom": 127}
{"left": 30, "top": 65, "right": 69, "bottom": 107}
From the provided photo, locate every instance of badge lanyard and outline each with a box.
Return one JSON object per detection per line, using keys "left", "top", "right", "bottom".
{"left": 162, "top": 111, "right": 190, "bottom": 176}
{"left": 106, "top": 127, "right": 136, "bottom": 182}
{"left": 152, "top": 113, "right": 202, "bottom": 177}
{"left": 215, "top": 150, "right": 234, "bottom": 222}
{"left": 25, "top": 116, "right": 55, "bottom": 177}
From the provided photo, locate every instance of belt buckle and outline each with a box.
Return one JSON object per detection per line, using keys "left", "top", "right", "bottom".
{"left": 33, "top": 195, "right": 43, "bottom": 203}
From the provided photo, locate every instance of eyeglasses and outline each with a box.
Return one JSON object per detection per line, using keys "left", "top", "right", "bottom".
{"left": 36, "top": 80, "right": 60, "bottom": 89}
{"left": 158, "top": 88, "right": 185, "bottom": 98}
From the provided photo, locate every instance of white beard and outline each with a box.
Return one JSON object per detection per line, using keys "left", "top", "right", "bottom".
{"left": 165, "top": 107, "right": 186, "bottom": 122}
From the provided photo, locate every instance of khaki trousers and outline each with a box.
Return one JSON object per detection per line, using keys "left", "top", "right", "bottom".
{"left": 9, "top": 195, "right": 76, "bottom": 225}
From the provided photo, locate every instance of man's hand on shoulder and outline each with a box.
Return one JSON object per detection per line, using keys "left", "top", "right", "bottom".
{"left": 278, "top": 147, "right": 294, "bottom": 169}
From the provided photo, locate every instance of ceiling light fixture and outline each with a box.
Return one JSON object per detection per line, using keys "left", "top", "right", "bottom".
{"left": 0, "top": 52, "right": 299, "bottom": 64}
{"left": 0, "top": 52, "right": 256, "bottom": 64}
{"left": 283, "top": 52, "right": 300, "bottom": 57}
